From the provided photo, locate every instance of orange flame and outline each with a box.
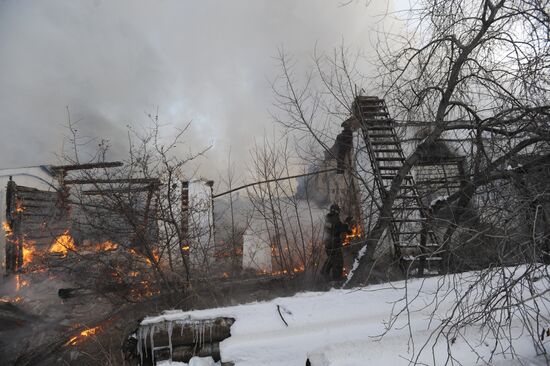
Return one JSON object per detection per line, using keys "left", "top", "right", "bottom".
{"left": 0, "top": 296, "right": 23, "bottom": 303}
{"left": 49, "top": 231, "right": 76, "bottom": 257}
{"left": 343, "top": 225, "right": 362, "bottom": 246}
{"left": 66, "top": 326, "right": 101, "bottom": 346}
{"left": 145, "top": 249, "right": 160, "bottom": 266}
{"left": 22, "top": 241, "right": 35, "bottom": 265}
{"left": 293, "top": 265, "right": 305, "bottom": 273}
{"left": 2, "top": 222, "right": 12, "bottom": 236}
{"left": 15, "top": 275, "right": 29, "bottom": 291}
{"left": 15, "top": 200, "right": 24, "bottom": 213}
{"left": 96, "top": 240, "right": 118, "bottom": 251}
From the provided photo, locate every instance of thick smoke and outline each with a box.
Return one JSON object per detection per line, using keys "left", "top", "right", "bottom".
{"left": 0, "top": 0, "right": 395, "bottom": 178}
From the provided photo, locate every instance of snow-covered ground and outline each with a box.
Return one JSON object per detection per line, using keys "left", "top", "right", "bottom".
{"left": 141, "top": 268, "right": 550, "bottom": 365}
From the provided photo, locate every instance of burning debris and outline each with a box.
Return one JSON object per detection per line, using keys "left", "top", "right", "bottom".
{"left": 65, "top": 325, "right": 102, "bottom": 346}
{"left": 343, "top": 225, "right": 362, "bottom": 247}
{"left": 49, "top": 231, "right": 76, "bottom": 257}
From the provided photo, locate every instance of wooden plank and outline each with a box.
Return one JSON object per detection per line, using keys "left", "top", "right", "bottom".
{"left": 16, "top": 191, "right": 60, "bottom": 202}
{"left": 82, "top": 186, "right": 158, "bottom": 195}
{"left": 64, "top": 177, "right": 160, "bottom": 185}
{"left": 50, "top": 161, "right": 123, "bottom": 172}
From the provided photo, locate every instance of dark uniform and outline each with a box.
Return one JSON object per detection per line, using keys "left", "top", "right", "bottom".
{"left": 322, "top": 204, "right": 351, "bottom": 281}
{"left": 335, "top": 124, "right": 353, "bottom": 174}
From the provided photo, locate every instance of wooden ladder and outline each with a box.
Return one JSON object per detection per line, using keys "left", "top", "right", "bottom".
{"left": 352, "top": 96, "right": 441, "bottom": 275}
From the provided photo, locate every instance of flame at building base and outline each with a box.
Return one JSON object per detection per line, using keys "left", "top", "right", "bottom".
{"left": 49, "top": 231, "right": 76, "bottom": 257}
{"left": 65, "top": 326, "right": 102, "bottom": 346}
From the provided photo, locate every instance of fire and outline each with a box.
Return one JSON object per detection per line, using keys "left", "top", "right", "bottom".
{"left": 257, "top": 265, "right": 305, "bottom": 276}
{"left": 81, "top": 327, "right": 100, "bottom": 337}
{"left": 129, "top": 279, "right": 160, "bottom": 300}
{"left": 129, "top": 270, "right": 140, "bottom": 277}
{"left": 66, "top": 326, "right": 101, "bottom": 346}
{"left": 343, "top": 225, "right": 362, "bottom": 246}
{"left": 15, "top": 200, "right": 24, "bottom": 213}
{"left": 2, "top": 222, "right": 12, "bottom": 236}
{"left": 145, "top": 249, "right": 160, "bottom": 266}
{"left": 15, "top": 275, "right": 29, "bottom": 291}
{"left": 96, "top": 240, "right": 118, "bottom": 251}
{"left": 0, "top": 296, "right": 23, "bottom": 303}
{"left": 293, "top": 265, "right": 305, "bottom": 273}
{"left": 22, "top": 241, "right": 35, "bottom": 265}
{"left": 182, "top": 245, "right": 190, "bottom": 251}
{"left": 49, "top": 231, "right": 76, "bottom": 257}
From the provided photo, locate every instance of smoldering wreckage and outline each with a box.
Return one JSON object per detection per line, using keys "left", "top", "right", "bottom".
{"left": 0, "top": 96, "right": 549, "bottom": 365}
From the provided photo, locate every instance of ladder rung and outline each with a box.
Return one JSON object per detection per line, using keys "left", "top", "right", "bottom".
{"left": 396, "top": 195, "right": 419, "bottom": 199}
{"left": 371, "top": 141, "right": 399, "bottom": 145}
{"left": 381, "top": 175, "right": 412, "bottom": 179}
{"left": 397, "top": 243, "right": 439, "bottom": 248}
{"left": 362, "top": 111, "right": 389, "bottom": 117}
{"left": 402, "top": 256, "right": 442, "bottom": 261}
{"left": 357, "top": 96, "right": 383, "bottom": 102}
{"left": 378, "top": 166, "right": 401, "bottom": 170}
{"left": 362, "top": 118, "right": 393, "bottom": 123}
{"left": 374, "top": 149, "right": 402, "bottom": 153}
{"left": 367, "top": 126, "right": 393, "bottom": 131}
{"left": 360, "top": 105, "right": 384, "bottom": 110}
{"left": 392, "top": 218, "right": 426, "bottom": 223}
{"left": 377, "top": 157, "right": 405, "bottom": 162}
{"left": 368, "top": 134, "right": 395, "bottom": 138}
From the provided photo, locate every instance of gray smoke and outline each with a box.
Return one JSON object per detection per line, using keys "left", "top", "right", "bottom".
{"left": 0, "top": 0, "right": 397, "bottom": 180}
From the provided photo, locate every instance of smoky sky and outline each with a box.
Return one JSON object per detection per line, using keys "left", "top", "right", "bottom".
{"left": 0, "top": 0, "right": 399, "bottom": 182}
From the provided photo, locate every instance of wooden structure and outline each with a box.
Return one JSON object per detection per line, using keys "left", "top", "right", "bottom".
{"left": 353, "top": 96, "right": 441, "bottom": 274}
{"left": 5, "top": 180, "right": 69, "bottom": 272}
{"left": 4, "top": 161, "right": 161, "bottom": 273}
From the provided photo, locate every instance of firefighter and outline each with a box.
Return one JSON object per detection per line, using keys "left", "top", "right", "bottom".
{"left": 322, "top": 203, "right": 352, "bottom": 281}
{"left": 335, "top": 122, "right": 353, "bottom": 174}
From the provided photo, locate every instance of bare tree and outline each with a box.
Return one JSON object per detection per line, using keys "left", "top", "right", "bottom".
{"left": 55, "top": 113, "right": 211, "bottom": 302}
{"left": 272, "top": 0, "right": 550, "bottom": 361}
{"left": 348, "top": 0, "right": 550, "bottom": 286}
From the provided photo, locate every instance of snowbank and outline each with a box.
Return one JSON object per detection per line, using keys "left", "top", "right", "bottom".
{"left": 142, "top": 268, "right": 550, "bottom": 365}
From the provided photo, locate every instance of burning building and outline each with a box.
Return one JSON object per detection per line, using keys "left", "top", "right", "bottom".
{"left": 0, "top": 165, "right": 60, "bottom": 277}
{"left": 241, "top": 199, "right": 326, "bottom": 275}
{"left": 181, "top": 179, "right": 216, "bottom": 276}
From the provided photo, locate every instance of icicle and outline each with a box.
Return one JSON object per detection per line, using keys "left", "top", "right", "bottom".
{"left": 209, "top": 321, "right": 213, "bottom": 344}
{"left": 136, "top": 330, "right": 143, "bottom": 365}
{"left": 199, "top": 321, "right": 202, "bottom": 349}
{"left": 192, "top": 321, "right": 197, "bottom": 355}
{"left": 167, "top": 321, "right": 173, "bottom": 361}
{"left": 137, "top": 325, "right": 150, "bottom": 361}
{"left": 150, "top": 324, "right": 156, "bottom": 365}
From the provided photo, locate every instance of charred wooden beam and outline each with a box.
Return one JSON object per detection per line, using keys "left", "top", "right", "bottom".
{"left": 82, "top": 185, "right": 159, "bottom": 195}
{"left": 133, "top": 317, "right": 235, "bottom": 365}
{"left": 64, "top": 177, "right": 160, "bottom": 185}
{"left": 147, "top": 317, "right": 234, "bottom": 346}
{"left": 50, "top": 161, "right": 123, "bottom": 172}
